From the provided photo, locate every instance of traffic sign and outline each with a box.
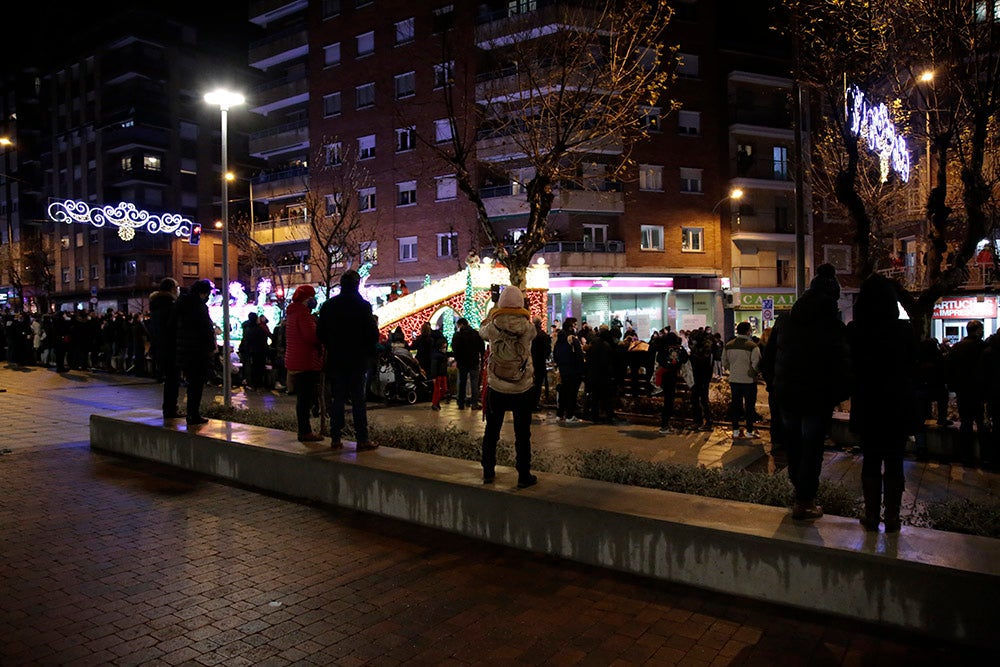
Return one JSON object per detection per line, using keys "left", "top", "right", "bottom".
{"left": 762, "top": 298, "right": 774, "bottom": 322}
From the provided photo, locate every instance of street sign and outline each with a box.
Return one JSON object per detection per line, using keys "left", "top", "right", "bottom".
{"left": 762, "top": 298, "right": 774, "bottom": 322}
{"left": 90, "top": 286, "right": 98, "bottom": 297}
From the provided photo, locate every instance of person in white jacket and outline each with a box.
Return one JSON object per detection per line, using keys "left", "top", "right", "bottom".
{"left": 722, "top": 321, "right": 762, "bottom": 438}
{"left": 479, "top": 284, "right": 538, "bottom": 488}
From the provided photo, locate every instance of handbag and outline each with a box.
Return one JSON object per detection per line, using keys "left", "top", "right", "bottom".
{"left": 655, "top": 366, "right": 667, "bottom": 387}
{"left": 680, "top": 360, "right": 694, "bottom": 386}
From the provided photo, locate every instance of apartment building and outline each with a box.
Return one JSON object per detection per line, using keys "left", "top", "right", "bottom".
{"left": 35, "top": 9, "right": 252, "bottom": 312}
{"left": 248, "top": 0, "right": 796, "bottom": 335}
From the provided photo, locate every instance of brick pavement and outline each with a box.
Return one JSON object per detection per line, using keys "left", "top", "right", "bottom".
{"left": 2, "top": 365, "right": 999, "bottom": 663}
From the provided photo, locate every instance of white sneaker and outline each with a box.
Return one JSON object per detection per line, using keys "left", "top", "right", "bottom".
{"left": 650, "top": 387, "right": 663, "bottom": 396}
{"left": 658, "top": 427, "right": 675, "bottom": 435}
{"left": 731, "top": 429, "right": 742, "bottom": 438}
{"left": 566, "top": 416, "right": 580, "bottom": 423}
{"left": 747, "top": 430, "right": 760, "bottom": 438}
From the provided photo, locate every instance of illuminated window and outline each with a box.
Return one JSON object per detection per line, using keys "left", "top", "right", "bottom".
{"left": 143, "top": 155, "right": 161, "bottom": 172}
{"left": 397, "top": 180, "right": 417, "bottom": 206}
{"left": 436, "top": 175, "right": 457, "bottom": 200}
{"left": 358, "top": 134, "right": 375, "bottom": 160}
{"left": 396, "top": 126, "right": 416, "bottom": 152}
{"left": 639, "top": 164, "right": 663, "bottom": 191}
{"left": 682, "top": 227, "right": 704, "bottom": 252}
{"left": 355, "top": 83, "right": 374, "bottom": 109}
{"left": 680, "top": 167, "right": 703, "bottom": 193}
{"left": 121, "top": 155, "right": 132, "bottom": 171}
{"left": 398, "top": 235, "right": 418, "bottom": 261}
{"left": 773, "top": 146, "right": 789, "bottom": 180}
{"left": 678, "top": 110, "right": 700, "bottom": 136}
{"left": 325, "top": 193, "right": 339, "bottom": 215}
{"left": 62, "top": 268, "right": 70, "bottom": 283}
{"left": 356, "top": 31, "right": 374, "bottom": 57}
{"left": 508, "top": 0, "right": 537, "bottom": 16}
{"left": 361, "top": 240, "right": 378, "bottom": 265}
{"left": 394, "top": 71, "right": 415, "bottom": 99}
{"left": 395, "top": 17, "right": 415, "bottom": 44}
{"left": 640, "top": 225, "right": 663, "bottom": 251}
{"left": 323, "top": 42, "right": 341, "bottom": 67}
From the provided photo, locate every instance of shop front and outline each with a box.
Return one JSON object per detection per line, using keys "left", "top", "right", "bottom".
{"left": 728, "top": 290, "right": 798, "bottom": 336}
{"left": 932, "top": 295, "right": 998, "bottom": 345}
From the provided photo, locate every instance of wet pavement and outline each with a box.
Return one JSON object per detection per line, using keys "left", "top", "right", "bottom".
{"left": 1, "top": 365, "right": 997, "bottom": 664}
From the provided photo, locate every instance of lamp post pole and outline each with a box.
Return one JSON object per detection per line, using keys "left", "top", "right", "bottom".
{"left": 1, "top": 137, "right": 15, "bottom": 311}
{"left": 205, "top": 89, "right": 245, "bottom": 409}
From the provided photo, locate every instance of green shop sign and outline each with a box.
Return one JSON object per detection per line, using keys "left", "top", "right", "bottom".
{"left": 737, "top": 293, "right": 797, "bottom": 309}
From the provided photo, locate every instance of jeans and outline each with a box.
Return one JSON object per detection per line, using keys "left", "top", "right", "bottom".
{"left": 329, "top": 367, "right": 369, "bottom": 443}
{"left": 481, "top": 387, "right": 533, "bottom": 477}
{"left": 457, "top": 364, "right": 481, "bottom": 407}
{"left": 729, "top": 382, "right": 757, "bottom": 431}
{"left": 557, "top": 371, "right": 581, "bottom": 419}
{"left": 182, "top": 361, "right": 207, "bottom": 420}
{"left": 294, "top": 370, "right": 320, "bottom": 437}
{"left": 690, "top": 381, "right": 711, "bottom": 426}
{"left": 659, "top": 374, "right": 678, "bottom": 429}
{"left": 781, "top": 409, "right": 831, "bottom": 504}
{"left": 956, "top": 392, "right": 987, "bottom": 463}
{"left": 861, "top": 431, "right": 905, "bottom": 481}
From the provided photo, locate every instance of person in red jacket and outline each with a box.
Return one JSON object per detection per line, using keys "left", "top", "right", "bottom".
{"left": 284, "top": 285, "right": 323, "bottom": 442}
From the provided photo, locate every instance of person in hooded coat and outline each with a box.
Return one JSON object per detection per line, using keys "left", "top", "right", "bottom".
{"left": 848, "top": 274, "right": 917, "bottom": 532}
{"left": 285, "top": 285, "right": 323, "bottom": 442}
{"left": 479, "top": 285, "right": 537, "bottom": 488}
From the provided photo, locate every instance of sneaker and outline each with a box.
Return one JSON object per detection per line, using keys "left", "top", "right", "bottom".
{"left": 186, "top": 416, "right": 208, "bottom": 426}
{"left": 746, "top": 430, "right": 761, "bottom": 438}
{"left": 650, "top": 387, "right": 664, "bottom": 396}
{"left": 791, "top": 502, "right": 824, "bottom": 521}
{"left": 658, "top": 426, "right": 676, "bottom": 435}
{"left": 731, "top": 429, "right": 742, "bottom": 438}
{"left": 431, "top": 405, "right": 441, "bottom": 411}
{"left": 517, "top": 474, "right": 538, "bottom": 489}
{"left": 356, "top": 442, "right": 379, "bottom": 452}
{"left": 566, "top": 416, "right": 580, "bottom": 424}
{"left": 483, "top": 471, "right": 495, "bottom": 484}
{"left": 298, "top": 433, "right": 323, "bottom": 443}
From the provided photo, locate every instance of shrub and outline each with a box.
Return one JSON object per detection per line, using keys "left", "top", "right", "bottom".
{"left": 203, "top": 405, "right": 999, "bottom": 538}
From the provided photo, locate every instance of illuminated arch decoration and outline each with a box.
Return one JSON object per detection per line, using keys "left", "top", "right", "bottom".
{"left": 847, "top": 86, "right": 911, "bottom": 183}
{"left": 47, "top": 199, "right": 194, "bottom": 241}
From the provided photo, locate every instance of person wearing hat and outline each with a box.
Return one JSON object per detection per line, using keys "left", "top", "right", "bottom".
{"left": 479, "top": 284, "right": 538, "bottom": 488}
{"left": 767, "top": 263, "right": 852, "bottom": 521}
{"left": 174, "top": 279, "right": 216, "bottom": 426}
{"left": 149, "top": 277, "right": 181, "bottom": 418}
{"left": 285, "top": 285, "right": 323, "bottom": 442}
{"left": 317, "top": 270, "right": 380, "bottom": 451}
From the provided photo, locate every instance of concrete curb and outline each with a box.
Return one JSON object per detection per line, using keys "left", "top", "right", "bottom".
{"left": 91, "top": 411, "right": 1000, "bottom": 648}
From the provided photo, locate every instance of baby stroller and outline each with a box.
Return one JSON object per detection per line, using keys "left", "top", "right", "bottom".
{"left": 375, "top": 348, "right": 434, "bottom": 404}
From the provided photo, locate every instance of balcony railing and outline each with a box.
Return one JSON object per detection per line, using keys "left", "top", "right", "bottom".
{"left": 732, "top": 265, "right": 794, "bottom": 289}
{"left": 733, "top": 157, "right": 793, "bottom": 182}
{"left": 542, "top": 240, "right": 624, "bottom": 253}
{"left": 878, "top": 264, "right": 1000, "bottom": 293}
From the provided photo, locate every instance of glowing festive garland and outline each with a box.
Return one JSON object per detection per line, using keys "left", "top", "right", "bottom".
{"left": 847, "top": 86, "right": 911, "bottom": 183}
{"left": 47, "top": 199, "right": 195, "bottom": 241}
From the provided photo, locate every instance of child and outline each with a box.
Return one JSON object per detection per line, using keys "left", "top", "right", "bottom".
{"left": 430, "top": 338, "right": 450, "bottom": 411}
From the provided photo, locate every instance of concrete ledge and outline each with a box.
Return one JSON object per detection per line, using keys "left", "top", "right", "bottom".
{"left": 91, "top": 411, "right": 1000, "bottom": 648}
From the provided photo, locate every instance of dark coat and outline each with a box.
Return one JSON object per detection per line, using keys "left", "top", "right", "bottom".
{"left": 978, "top": 335, "right": 1000, "bottom": 405}
{"left": 174, "top": 292, "right": 216, "bottom": 368}
{"left": 451, "top": 325, "right": 485, "bottom": 369}
{"left": 848, "top": 320, "right": 917, "bottom": 436}
{"left": 553, "top": 329, "right": 584, "bottom": 377}
{"left": 585, "top": 334, "right": 615, "bottom": 383}
{"left": 946, "top": 335, "right": 985, "bottom": 397}
{"left": 316, "top": 286, "right": 379, "bottom": 372}
{"left": 530, "top": 326, "right": 551, "bottom": 370}
{"left": 771, "top": 288, "right": 851, "bottom": 414}
{"left": 148, "top": 289, "right": 177, "bottom": 364}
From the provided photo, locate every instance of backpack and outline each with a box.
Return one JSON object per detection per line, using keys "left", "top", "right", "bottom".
{"left": 489, "top": 323, "right": 529, "bottom": 383}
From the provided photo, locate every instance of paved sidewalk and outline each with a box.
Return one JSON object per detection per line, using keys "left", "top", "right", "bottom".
{"left": 1, "top": 366, "right": 998, "bottom": 663}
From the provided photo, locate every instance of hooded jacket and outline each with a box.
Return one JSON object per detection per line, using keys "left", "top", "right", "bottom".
{"left": 284, "top": 290, "right": 322, "bottom": 373}
{"left": 479, "top": 285, "right": 535, "bottom": 394}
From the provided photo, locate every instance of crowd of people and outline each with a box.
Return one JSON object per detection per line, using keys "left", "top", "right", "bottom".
{"left": 2, "top": 267, "right": 994, "bottom": 528}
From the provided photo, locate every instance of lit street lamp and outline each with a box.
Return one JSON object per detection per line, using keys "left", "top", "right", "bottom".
{"left": 204, "top": 88, "right": 245, "bottom": 409}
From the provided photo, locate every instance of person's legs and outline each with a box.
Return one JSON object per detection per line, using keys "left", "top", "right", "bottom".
{"left": 781, "top": 409, "right": 803, "bottom": 498}
{"left": 162, "top": 358, "right": 180, "bottom": 416}
{"left": 457, "top": 366, "right": 469, "bottom": 408}
{"left": 184, "top": 364, "right": 206, "bottom": 421}
{"left": 562, "top": 375, "right": 580, "bottom": 419}
{"left": 860, "top": 438, "right": 885, "bottom": 531}
{"left": 511, "top": 389, "right": 534, "bottom": 479}
{"left": 295, "top": 371, "right": 319, "bottom": 437}
{"left": 349, "top": 368, "right": 370, "bottom": 443}
{"left": 329, "top": 370, "right": 346, "bottom": 443}
{"left": 956, "top": 393, "right": 977, "bottom": 464}
{"left": 746, "top": 383, "right": 759, "bottom": 432}
{"left": 660, "top": 380, "right": 677, "bottom": 430}
{"left": 481, "top": 388, "right": 506, "bottom": 479}
{"left": 882, "top": 435, "right": 907, "bottom": 532}
{"left": 796, "top": 412, "right": 830, "bottom": 505}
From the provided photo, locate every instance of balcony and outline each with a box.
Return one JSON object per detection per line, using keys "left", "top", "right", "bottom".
{"left": 878, "top": 264, "right": 1000, "bottom": 293}
{"left": 251, "top": 166, "right": 309, "bottom": 200}
{"left": 250, "top": 73, "right": 308, "bottom": 114}
{"left": 729, "top": 158, "right": 794, "bottom": 193}
{"left": 251, "top": 263, "right": 313, "bottom": 285}
{"left": 729, "top": 210, "right": 796, "bottom": 246}
{"left": 251, "top": 215, "right": 310, "bottom": 246}
{"left": 249, "top": 119, "right": 309, "bottom": 157}
{"left": 538, "top": 239, "right": 627, "bottom": 272}
{"left": 480, "top": 184, "right": 624, "bottom": 219}
{"left": 250, "top": 0, "right": 307, "bottom": 24}
{"left": 475, "top": 1, "right": 601, "bottom": 49}
{"left": 732, "top": 265, "right": 795, "bottom": 289}
{"left": 249, "top": 22, "right": 308, "bottom": 69}
{"left": 101, "top": 123, "right": 170, "bottom": 153}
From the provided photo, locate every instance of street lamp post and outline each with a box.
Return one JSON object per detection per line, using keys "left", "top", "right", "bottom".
{"left": 205, "top": 89, "right": 245, "bottom": 409}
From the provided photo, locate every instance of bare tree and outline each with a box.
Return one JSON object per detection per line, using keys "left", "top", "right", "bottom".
{"left": 307, "top": 139, "right": 379, "bottom": 299}
{"left": 418, "top": 0, "right": 676, "bottom": 287}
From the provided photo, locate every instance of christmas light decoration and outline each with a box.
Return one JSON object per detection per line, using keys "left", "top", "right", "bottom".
{"left": 463, "top": 266, "right": 482, "bottom": 329}
{"left": 847, "top": 86, "right": 911, "bottom": 183}
{"left": 47, "top": 199, "right": 195, "bottom": 241}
